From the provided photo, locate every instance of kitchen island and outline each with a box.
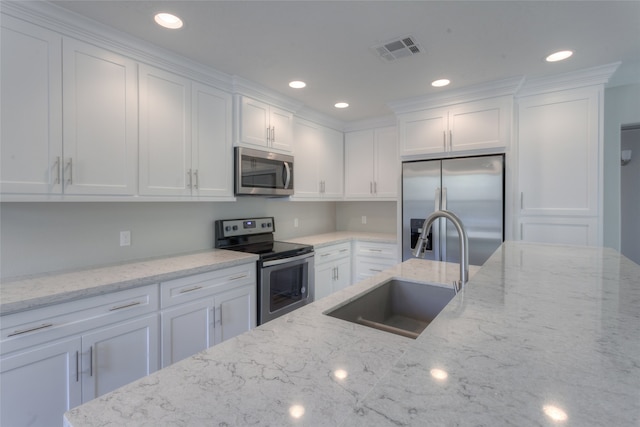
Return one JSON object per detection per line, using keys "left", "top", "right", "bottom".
{"left": 64, "top": 241, "right": 640, "bottom": 426}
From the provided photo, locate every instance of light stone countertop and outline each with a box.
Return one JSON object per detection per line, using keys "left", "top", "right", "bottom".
{"left": 65, "top": 242, "right": 640, "bottom": 427}
{"left": 286, "top": 231, "right": 397, "bottom": 248}
{"left": 64, "top": 241, "right": 640, "bottom": 426}
{"left": 0, "top": 250, "right": 258, "bottom": 315}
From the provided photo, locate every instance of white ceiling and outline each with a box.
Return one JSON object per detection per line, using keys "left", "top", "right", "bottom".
{"left": 50, "top": 0, "right": 640, "bottom": 123}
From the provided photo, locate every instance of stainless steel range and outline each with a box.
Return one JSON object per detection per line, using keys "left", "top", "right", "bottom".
{"left": 214, "top": 217, "right": 314, "bottom": 325}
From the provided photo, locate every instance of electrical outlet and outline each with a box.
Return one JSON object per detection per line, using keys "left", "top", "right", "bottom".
{"left": 120, "top": 231, "right": 131, "bottom": 247}
{"left": 361, "top": 216, "right": 367, "bottom": 224}
{"left": 294, "top": 218, "right": 299, "bottom": 228}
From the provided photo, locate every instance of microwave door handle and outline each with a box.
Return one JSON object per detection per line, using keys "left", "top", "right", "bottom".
{"left": 283, "top": 162, "right": 291, "bottom": 189}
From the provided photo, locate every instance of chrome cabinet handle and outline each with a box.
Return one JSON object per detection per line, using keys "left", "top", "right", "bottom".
{"left": 179, "top": 285, "right": 202, "bottom": 294}
{"left": 90, "top": 346, "right": 93, "bottom": 377}
{"left": 271, "top": 126, "right": 275, "bottom": 143}
{"left": 54, "top": 157, "right": 61, "bottom": 185}
{"left": 76, "top": 351, "right": 80, "bottom": 382}
{"left": 339, "top": 249, "right": 349, "bottom": 253}
{"left": 266, "top": 126, "right": 271, "bottom": 143}
{"left": 193, "top": 170, "right": 199, "bottom": 189}
{"left": 449, "top": 130, "right": 453, "bottom": 151}
{"left": 443, "top": 131, "right": 446, "bottom": 151}
{"left": 187, "top": 169, "right": 193, "bottom": 189}
{"left": 8, "top": 323, "right": 54, "bottom": 337}
{"left": 109, "top": 301, "right": 141, "bottom": 311}
{"left": 374, "top": 181, "right": 377, "bottom": 194}
{"left": 520, "top": 192, "right": 524, "bottom": 209}
{"left": 367, "top": 248, "right": 382, "bottom": 252}
{"left": 229, "top": 274, "right": 248, "bottom": 280}
{"left": 65, "top": 158, "right": 73, "bottom": 185}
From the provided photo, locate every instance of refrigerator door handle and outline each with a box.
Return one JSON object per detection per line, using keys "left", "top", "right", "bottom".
{"left": 441, "top": 187, "right": 448, "bottom": 210}
{"left": 435, "top": 187, "right": 441, "bottom": 211}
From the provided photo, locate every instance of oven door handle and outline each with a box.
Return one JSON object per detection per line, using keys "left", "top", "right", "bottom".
{"left": 262, "top": 252, "right": 313, "bottom": 268}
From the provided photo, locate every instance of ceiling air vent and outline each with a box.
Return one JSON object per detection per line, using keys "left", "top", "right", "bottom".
{"left": 372, "top": 35, "right": 422, "bottom": 62}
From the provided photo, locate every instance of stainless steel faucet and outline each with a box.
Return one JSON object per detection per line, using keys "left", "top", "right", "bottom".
{"left": 412, "top": 210, "right": 469, "bottom": 293}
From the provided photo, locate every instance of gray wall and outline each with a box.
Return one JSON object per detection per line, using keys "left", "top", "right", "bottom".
{"left": 0, "top": 199, "right": 398, "bottom": 279}
{"left": 620, "top": 127, "right": 640, "bottom": 263}
{"left": 0, "top": 200, "right": 337, "bottom": 279}
{"left": 603, "top": 83, "right": 640, "bottom": 251}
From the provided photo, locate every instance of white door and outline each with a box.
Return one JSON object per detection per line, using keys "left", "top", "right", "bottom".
{"left": 139, "top": 65, "right": 192, "bottom": 196}
{"left": 81, "top": 314, "right": 159, "bottom": 402}
{"left": 332, "top": 258, "right": 352, "bottom": 293}
{"left": 345, "top": 129, "right": 375, "bottom": 198}
{"left": 374, "top": 127, "right": 399, "bottom": 198}
{"left": 214, "top": 284, "right": 255, "bottom": 344}
{"left": 1, "top": 16, "right": 62, "bottom": 194}
{"left": 161, "top": 298, "right": 214, "bottom": 367}
{"left": 239, "top": 97, "right": 270, "bottom": 148}
{"left": 321, "top": 127, "right": 345, "bottom": 198}
{"left": 448, "top": 96, "right": 510, "bottom": 152}
{"left": 269, "top": 106, "right": 294, "bottom": 152}
{"left": 62, "top": 37, "right": 138, "bottom": 195}
{"left": 0, "top": 337, "right": 82, "bottom": 427}
{"left": 293, "top": 120, "right": 321, "bottom": 197}
{"left": 192, "top": 82, "right": 233, "bottom": 197}
{"left": 398, "top": 107, "right": 448, "bottom": 156}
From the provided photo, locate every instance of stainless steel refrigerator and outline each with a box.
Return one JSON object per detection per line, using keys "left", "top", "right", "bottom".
{"left": 402, "top": 155, "right": 504, "bottom": 265}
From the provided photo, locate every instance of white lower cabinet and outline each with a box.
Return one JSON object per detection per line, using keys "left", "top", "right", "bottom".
{"left": 0, "top": 284, "right": 159, "bottom": 427}
{"left": 160, "top": 264, "right": 256, "bottom": 367}
{"left": 354, "top": 241, "right": 398, "bottom": 282}
{"left": 0, "top": 337, "right": 81, "bottom": 427}
{"left": 314, "top": 242, "right": 352, "bottom": 300}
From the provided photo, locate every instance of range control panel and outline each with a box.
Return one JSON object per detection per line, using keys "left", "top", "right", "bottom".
{"left": 218, "top": 217, "right": 274, "bottom": 238}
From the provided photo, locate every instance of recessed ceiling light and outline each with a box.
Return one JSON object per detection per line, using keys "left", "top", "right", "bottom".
{"left": 289, "top": 81, "right": 306, "bottom": 89}
{"left": 154, "top": 12, "right": 183, "bottom": 29}
{"left": 432, "top": 79, "right": 451, "bottom": 88}
{"left": 545, "top": 50, "right": 573, "bottom": 62}
{"left": 335, "top": 102, "right": 349, "bottom": 109}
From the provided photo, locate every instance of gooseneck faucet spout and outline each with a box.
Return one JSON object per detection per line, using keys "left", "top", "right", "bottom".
{"left": 412, "top": 210, "right": 469, "bottom": 293}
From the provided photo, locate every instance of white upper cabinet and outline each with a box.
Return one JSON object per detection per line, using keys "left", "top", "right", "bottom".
{"left": 139, "top": 65, "right": 233, "bottom": 198}
{"left": 398, "top": 96, "right": 512, "bottom": 158}
{"left": 139, "top": 65, "right": 191, "bottom": 196}
{"left": 1, "top": 16, "right": 62, "bottom": 195}
{"left": 191, "top": 83, "right": 234, "bottom": 198}
{"left": 62, "top": 38, "right": 138, "bottom": 195}
{"left": 345, "top": 126, "right": 398, "bottom": 200}
{"left": 516, "top": 86, "right": 602, "bottom": 246}
{"left": 237, "top": 96, "right": 294, "bottom": 153}
{"left": 293, "top": 119, "right": 343, "bottom": 199}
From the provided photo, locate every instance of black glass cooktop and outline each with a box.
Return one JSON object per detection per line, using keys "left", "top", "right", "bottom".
{"left": 230, "top": 240, "right": 313, "bottom": 261}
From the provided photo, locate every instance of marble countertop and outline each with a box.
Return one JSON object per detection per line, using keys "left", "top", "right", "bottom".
{"left": 64, "top": 241, "right": 640, "bottom": 426}
{"left": 0, "top": 250, "right": 258, "bottom": 315}
{"left": 287, "top": 231, "right": 397, "bottom": 248}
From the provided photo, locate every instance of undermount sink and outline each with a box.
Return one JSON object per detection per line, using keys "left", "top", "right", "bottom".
{"left": 325, "top": 279, "right": 455, "bottom": 339}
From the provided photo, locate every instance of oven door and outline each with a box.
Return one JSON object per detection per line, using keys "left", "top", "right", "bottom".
{"left": 259, "top": 252, "right": 314, "bottom": 324}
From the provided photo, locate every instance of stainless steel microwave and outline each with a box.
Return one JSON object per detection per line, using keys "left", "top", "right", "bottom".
{"left": 234, "top": 147, "right": 294, "bottom": 196}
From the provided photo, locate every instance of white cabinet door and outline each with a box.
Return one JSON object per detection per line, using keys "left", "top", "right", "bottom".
{"left": 62, "top": 38, "right": 138, "bottom": 195}
{"left": 314, "top": 263, "right": 334, "bottom": 301}
{"left": 516, "top": 86, "right": 602, "bottom": 246}
{"left": 398, "top": 107, "right": 448, "bottom": 157}
{"left": 448, "top": 96, "right": 511, "bottom": 152}
{"left": 239, "top": 97, "right": 270, "bottom": 149}
{"left": 81, "top": 314, "right": 159, "bottom": 402}
{"left": 293, "top": 119, "right": 322, "bottom": 197}
{"left": 345, "top": 129, "right": 375, "bottom": 198}
{"left": 374, "top": 126, "right": 399, "bottom": 198}
{"left": 345, "top": 127, "right": 398, "bottom": 199}
{"left": 139, "top": 65, "right": 192, "bottom": 196}
{"left": 332, "top": 258, "right": 352, "bottom": 293}
{"left": 192, "top": 82, "right": 233, "bottom": 197}
{"left": 269, "top": 106, "right": 294, "bottom": 153}
{"left": 0, "top": 337, "right": 82, "bottom": 427}
{"left": 161, "top": 298, "right": 214, "bottom": 367}
{"left": 1, "top": 16, "right": 62, "bottom": 194}
{"left": 321, "top": 127, "right": 345, "bottom": 198}
{"left": 214, "top": 283, "right": 255, "bottom": 344}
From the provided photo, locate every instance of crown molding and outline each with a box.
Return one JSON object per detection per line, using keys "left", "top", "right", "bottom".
{"left": 517, "top": 62, "right": 621, "bottom": 97}
{"left": 231, "top": 76, "right": 304, "bottom": 113}
{"left": 294, "top": 107, "right": 345, "bottom": 132}
{"left": 343, "top": 115, "right": 397, "bottom": 133}
{"left": 388, "top": 76, "right": 524, "bottom": 115}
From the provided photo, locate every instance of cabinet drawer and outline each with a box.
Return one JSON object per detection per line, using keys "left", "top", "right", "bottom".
{"left": 1, "top": 284, "right": 159, "bottom": 355}
{"left": 160, "top": 263, "right": 256, "bottom": 308}
{"left": 314, "top": 242, "right": 351, "bottom": 265}
{"left": 355, "top": 257, "right": 397, "bottom": 282}
{"left": 355, "top": 242, "right": 397, "bottom": 259}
